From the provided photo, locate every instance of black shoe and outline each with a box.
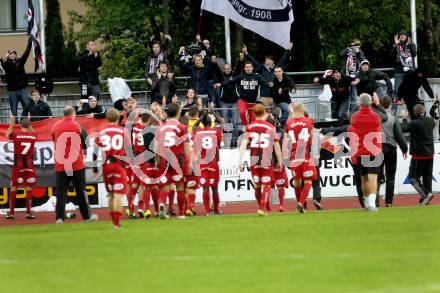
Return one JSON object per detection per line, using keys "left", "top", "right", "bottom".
{"left": 385, "top": 203, "right": 393, "bottom": 208}
{"left": 375, "top": 195, "right": 380, "bottom": 208}
{"left": 303, "top": 201, "right": 308, "bottom": 210}
{"left": 296, "top": 203, "right": 305, "bottom": 214}
{"left": 313, "top": 199, "right": 323, "bottom": 210}
{"left": 168, "top": 208, "right": 176, "bottom": 217}
{"left": 421, "top": 193, "right": 433, "bottom": 206}
{"left": 25, "top": 213, "right": 35, "bottom": 219}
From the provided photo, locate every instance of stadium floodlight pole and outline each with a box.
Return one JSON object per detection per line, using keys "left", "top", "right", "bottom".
{"left": 410, "top": 0, "right": 418, "bottom": 67}
{"left": 39, "top": 0, "right": 46, "bottom": 72}
{"left": 225, "top": 17, "right": 232, "bottom": 64}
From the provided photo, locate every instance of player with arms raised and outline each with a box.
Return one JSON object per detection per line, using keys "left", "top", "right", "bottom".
{"left": 156, "top": 104, "right": 192, "bottom": 219}
{"left": 285, "top": 103, "right": 317, "bottom": 214}
{"left": 96, "top": 108, "right": 128, "bottom": 229}
{"left": 5, "top": 113, "right": 37, "bottom": 220}
{"left": 238, "top": 104, "right": 283, "bottom": 216}
{"left": 192, "top": 111, "right": 224, "bottom": 215}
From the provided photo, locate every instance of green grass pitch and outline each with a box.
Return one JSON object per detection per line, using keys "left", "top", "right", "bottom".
{"left": 1, "top": 206, "right": 439, "bottom": 292}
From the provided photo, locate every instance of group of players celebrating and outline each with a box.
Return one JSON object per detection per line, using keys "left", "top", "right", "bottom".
{"left": 5, "top": 96, "right": 319, "bottom": 229}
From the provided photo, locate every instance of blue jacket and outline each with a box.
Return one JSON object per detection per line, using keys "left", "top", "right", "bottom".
{"left": 177, "top": 56, "right": 213, "bottom": 96}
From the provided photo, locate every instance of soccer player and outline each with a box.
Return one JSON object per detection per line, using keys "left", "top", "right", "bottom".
{"left": 5, "top": 113, "right": 37, "bottom": 220}
{"left": 285, "top": 102, "right": 317, "bottom": 214}
{"left": 156, "top": 104, "right": 192, "bottom": 219}
{"left": 272, "top": 163, "right": 289, "bottom": 212}
{"left": 96, "top": 108, "right": 128, "bottom": 229}
{"left": 136, "top": 112, "right": 161, "bottom": 219}
{"left": 192, "top": 112, "right": 224, "bottom": 215}
{"left": 238, "top": 104, "right": 283, "bottom": 216}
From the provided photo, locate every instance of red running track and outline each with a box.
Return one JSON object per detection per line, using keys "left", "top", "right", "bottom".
{"left": 1, "top": 195, "right": 438, "bottom": 227}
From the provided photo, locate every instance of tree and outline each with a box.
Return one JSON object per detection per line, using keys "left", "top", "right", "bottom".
{"left": 45, "top": 0, "right": 64, "bottom": 74}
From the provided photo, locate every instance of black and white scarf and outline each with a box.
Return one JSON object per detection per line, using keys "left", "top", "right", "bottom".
{"left": 397, "top": 44, "right": 414, "bottom": 69}
{"left": 148, "top": 52, "right": 164, "bottom": 74}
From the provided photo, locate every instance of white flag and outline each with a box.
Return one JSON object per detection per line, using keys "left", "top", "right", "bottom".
{"left": 201, "top": 0, "right": 294, "bottom": 48}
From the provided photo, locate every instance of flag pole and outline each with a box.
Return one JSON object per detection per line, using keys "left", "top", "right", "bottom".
{"left": 410, "top": 0, "right": 418, "bottom": 67}
{"left": 198, "top": 0, "right": 205, "bottom": 35}
{"left": 39, "top": 0, "right": 46, "bottom": 72}
{"left": 224, "top": 17, "right": 231, "bottom": 64}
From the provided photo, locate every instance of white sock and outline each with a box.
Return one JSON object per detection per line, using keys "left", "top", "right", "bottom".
{"left": 363, "top": 196, "right": 370, "bottom": 208}
{"left": 369, "top": 194, "right": 376, "bottom": 207}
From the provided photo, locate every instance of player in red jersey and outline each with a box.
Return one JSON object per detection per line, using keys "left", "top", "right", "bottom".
{"left": 271, "top": 154, "right": 289, "bottom": 212}
{"left": 284, "top": 102, "right": 317, "bottom": 214}
{"left": 136, "top": 112, "right": 161, "bottom": 219}
{"left": 155, "top": 104, "right": 192, "bottom": 219}
{"left": 192, "top": 111, "right": 224, "bottom": 215}
{"left": 5, "top": 113, "right": 37, "bottom": 220}
{"left": 96, "top": 108, "right": 129, "bottom": 228}
{"left": 238, "top": 104, "right": 283, "bottom": 216}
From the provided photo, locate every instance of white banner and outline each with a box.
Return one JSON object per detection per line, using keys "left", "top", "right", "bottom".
{"left": 201, "top": 0, "right": 294, "bottom": 48}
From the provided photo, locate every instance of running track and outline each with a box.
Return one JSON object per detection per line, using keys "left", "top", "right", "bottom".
{"left": 1, "top": 195, "right": 438, "bottom": 227}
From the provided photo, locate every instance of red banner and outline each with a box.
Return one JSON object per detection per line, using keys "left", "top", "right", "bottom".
{"left": 0, "top": 117, "right": 110, "bottom": 142}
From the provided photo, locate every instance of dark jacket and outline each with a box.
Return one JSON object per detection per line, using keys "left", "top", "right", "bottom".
{"left": 76, "top": 104, "right": 106, "bottom": 119}
{"left": 0, "top": 37, "right": 32, "bottom": 91}
{"left": 391, "top": 43, "right": 417, "bottom": 74}
{"left": 222, "top": 73, "right": 269, "bottom": 103}
{"left": 245, "top": 49, "right": 291, "bottom": 97}
{"left": 233, "top": 59, "right": 245, "bottom": 77}
{"left": 219, "top": 73, "right": 238, "bottom": 104}
{"left": 316, "top": 75, "right": 354, "bottom": 102}
{"left": 401, "top": 116, "right": 435, "bottom": 157}
{"left": 150, "top": 73, "right": 177, "bottom": 104}
{"left": 339, "top": 47, "right": 365, "bottom": 76}
{"left": 77, "top": 51, "right": 102, "bottom": 85}
{"left": 398, "top": 70, "right": 434, "bottom": 100}
{"left": 271, "top": 73, "right": 295, "bottom": 104}
{"left": 177, "top": 55, "right": 213, "bottom": 96}
{"left": 23, "top": 100, "right": 52, "bottom": 122}
{"left": 356, "top": 69, "right": 393, "bottom": 96}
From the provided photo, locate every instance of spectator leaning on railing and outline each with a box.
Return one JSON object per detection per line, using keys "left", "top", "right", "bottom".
{"left": 23, "top": 89, "right": 52, "bottom": 122}
{"left": 272, "top": 66, "right": 296, "bottom": 126}
{"left": 218, "top": 63, "right": 239, "bottom": 146}
{"left": 77, "top": 40, "right": 102, "bottom": 101}
{"left": 242, "top": 42, "right": 293, "bottom": 108}
{"left": 352, "top": 60, "right": 393, "bottom": 100}
{"left": 75, "top": 96, "right": 106, "bottom": 119}
{"left": 313, "top": 68, "right": 354, "bottom": 126}
{"left": 1, "top": 36, "right": 32, "bottom": 121}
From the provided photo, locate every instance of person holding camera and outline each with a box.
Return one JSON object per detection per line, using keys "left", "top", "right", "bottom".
{"left": 145, "top": 34, "right": 173, "bottom": 86}
{"left": 339, "top": 39, "right": 366, "bottom": 113}
{"left": 391, "top": 31, "right": 417, "bottom": 103}
{"left": 398, "top": 67, "right": 435, "bottom": 119}
{"left": 1, "top": 36, "right": 32, "bottom": 121}
{"left": 77, "top": 40, "right": 102, "bottom": 102}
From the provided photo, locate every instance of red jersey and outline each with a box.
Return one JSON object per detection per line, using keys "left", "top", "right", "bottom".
{"left": 9, "top": 130, "right": 37, "bottom": 169}
{"left": 157, "top": 119, "right": 188, "bottom": 159}
{"left": 285, "top": 116, "right": 314, "bottom": 162}
{"left": 97, "top": 125, "right": 127, "bottom": 161}
{"left": 244, "top": 120, "right": 279, "bottom": 168}
{"left": 131, "top": 123, "right": 145, "bottom": 155}
{"left": 192, "top": 127, "right": 222, "bottom": 166}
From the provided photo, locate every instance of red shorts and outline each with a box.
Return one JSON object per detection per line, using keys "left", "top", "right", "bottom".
{"left": 199, "top": 164, "right": 220, "bottom": 187}
{"left": 291, "top": 162, "right": 317, "bottom": 181}
{"left": 11, "top": 167, "right": 36, "bottom": 187}
{"left": 250, "top": 166, "right": 274, "bottom": 186}
{"left": 125, "top": 165, "right": 132, "bottom": 184}
{"left": 185, "top": 174, "right": 199, "bottom": 190}
{"left": 140, "top": 163, "right": 160, "bottom": 187}
{"left": 128, "top": 165, "right": 142, "bottom": 185}
{"left": 103, "top": 162, "right": 128, "bottom": 194}
{"left": 273, "top": 168, "right": 289, "bottom": 188}
{"left": 158, "top": 157, "right": 188, "bottom": 186}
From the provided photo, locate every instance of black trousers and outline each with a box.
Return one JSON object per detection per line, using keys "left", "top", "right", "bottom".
{"left": 351, "top": 163, "right": 365, "bottom": 208}
{"left": 55, "top": 169, "right": 91, "bottom": 221}
{"left": 408, "top": 158, "right": 433, "bottom": 199}
{"left": 311, "top": 163, "right": 322, "bottom": 202}
{"left": 380, "top": 144, "right": 398, "bottom": 204}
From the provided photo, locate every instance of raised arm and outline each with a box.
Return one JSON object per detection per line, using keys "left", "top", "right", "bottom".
{"left": 20, "top": 36, "right": 33, "bottom": 64}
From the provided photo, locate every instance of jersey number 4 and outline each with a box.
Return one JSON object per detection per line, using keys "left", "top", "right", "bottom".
{"left": 288, "top": 128, "right": 310, "bottom": 144}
